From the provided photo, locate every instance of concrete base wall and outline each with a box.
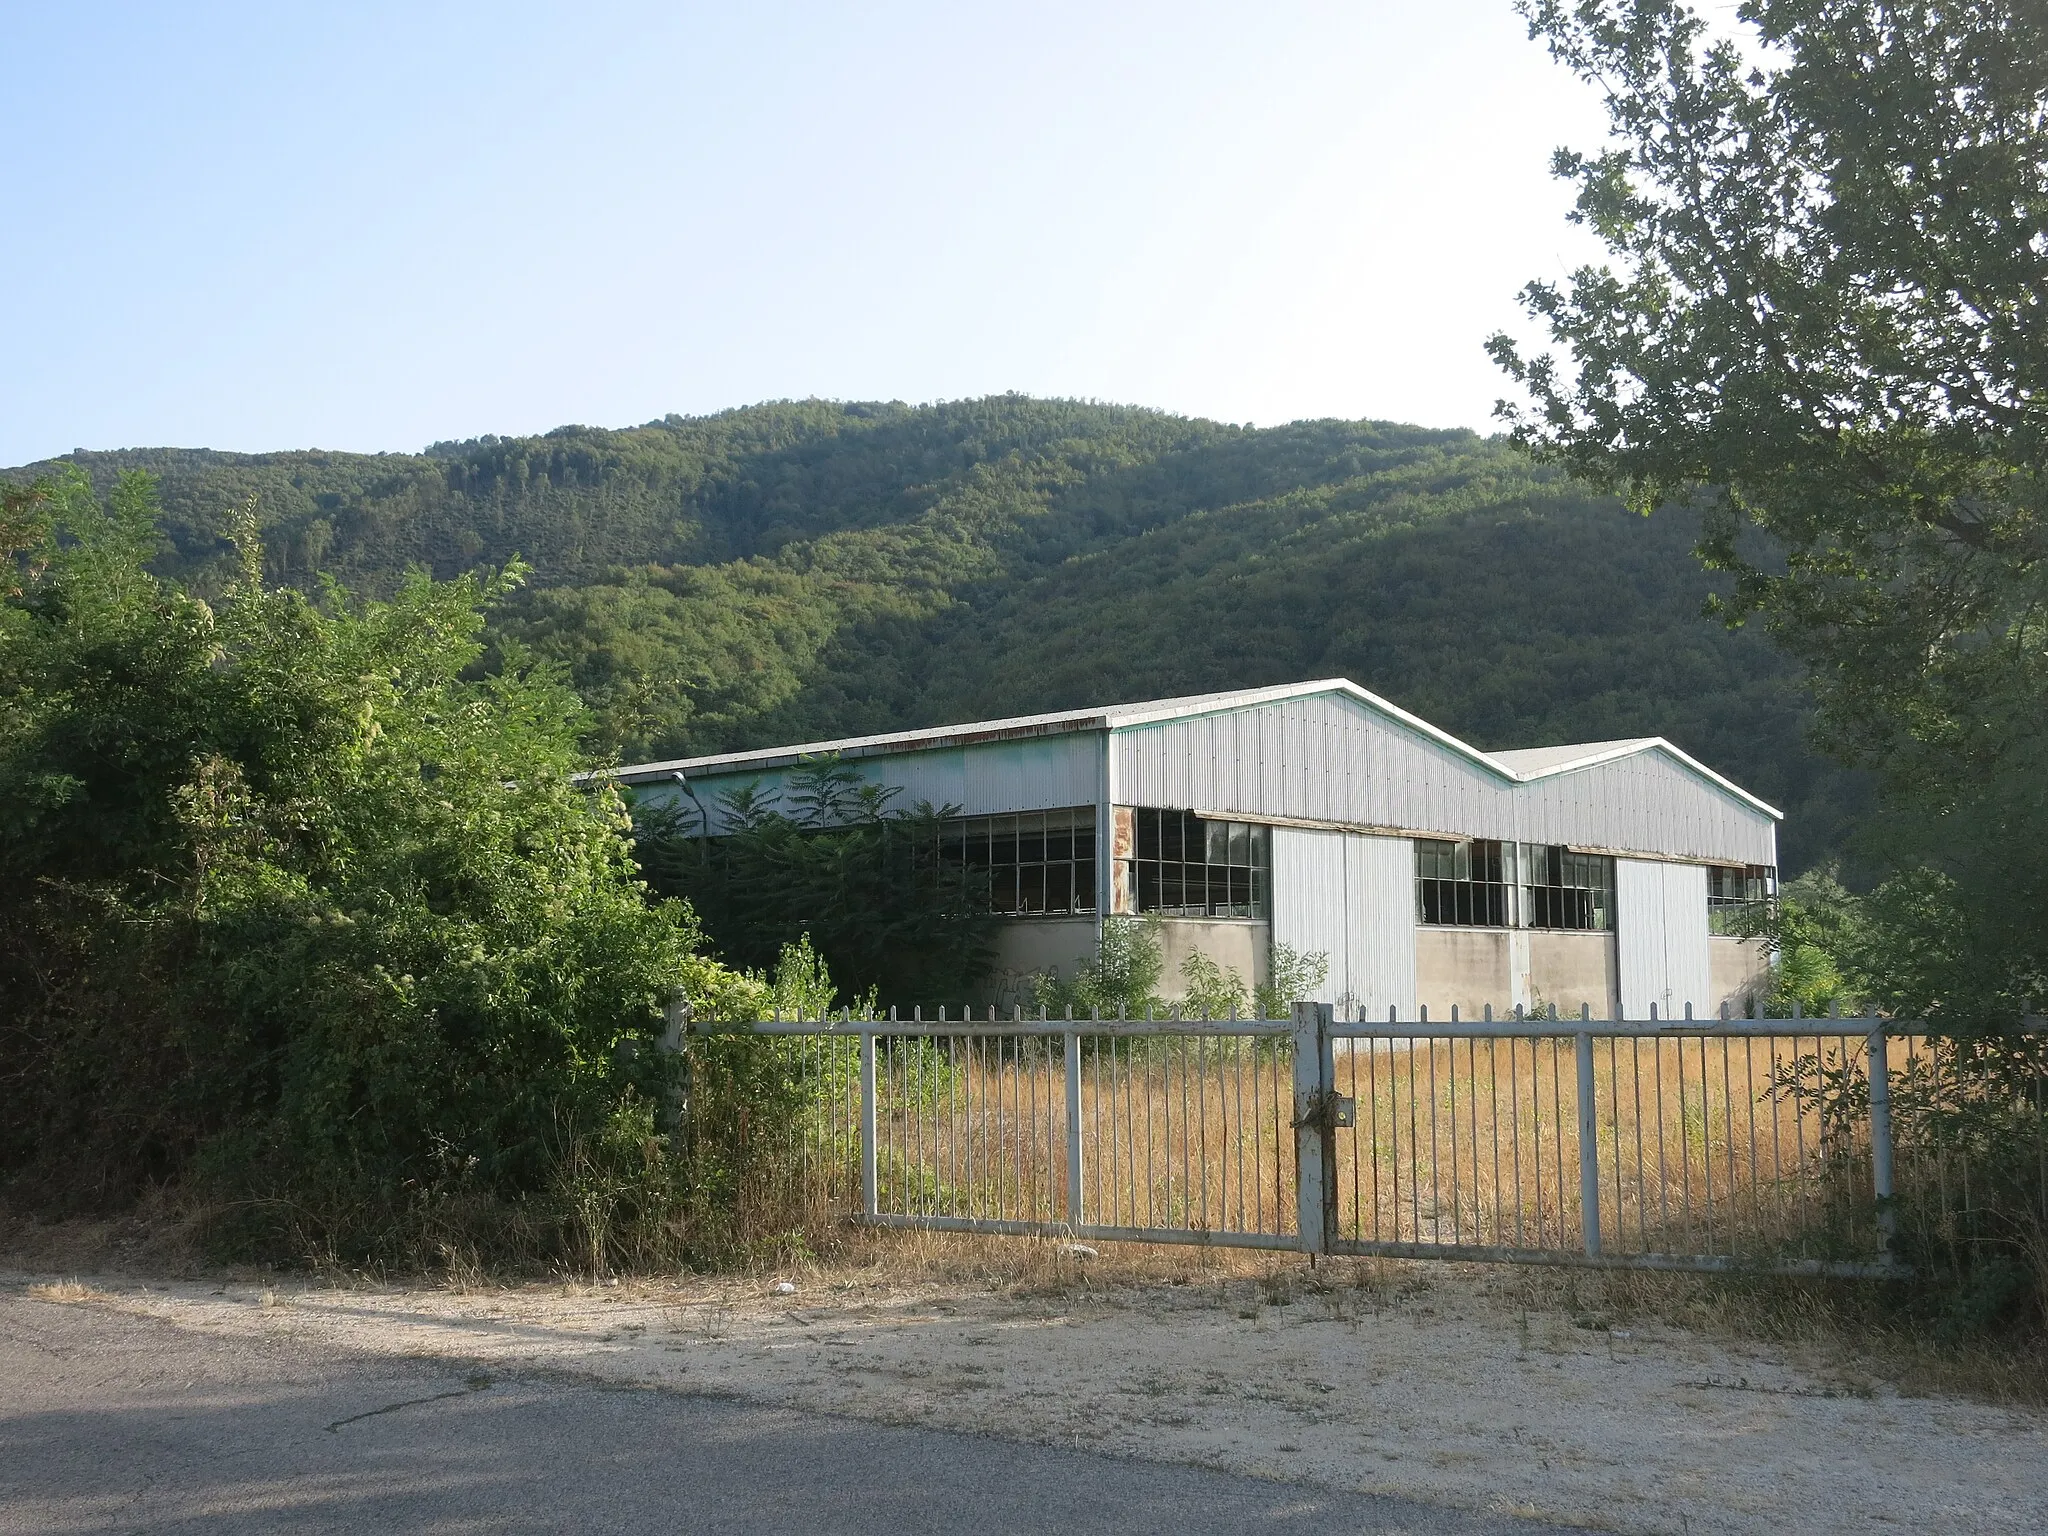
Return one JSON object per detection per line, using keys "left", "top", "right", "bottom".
{"left": 1157, "top": 920, "right": 1269, "bottom": 1004}
{"left": 995, "top": 918, "right": 1649, "bottom": 1019}
{"left": 983, "top": 917, "right": 1275, "bottom": 1012}
{"left": 1415, "top": 929, "right": 1511, "bottom": 1019}
{"left": 987, "top": 918, "right": 1098, "bottom": 1009}
{"left": 1708, "top": 936, "right": 1773, "bottom": 1017}
{"left": 1417, "top": 929, "right": 1619, "bottom": 1018}
{"left": 1529, "top": 932, "right": 1619, "bottom": 1020}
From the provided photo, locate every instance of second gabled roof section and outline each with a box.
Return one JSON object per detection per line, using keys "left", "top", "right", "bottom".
{"left": 605, "top": 678, "right": 1782, "bottom": 821}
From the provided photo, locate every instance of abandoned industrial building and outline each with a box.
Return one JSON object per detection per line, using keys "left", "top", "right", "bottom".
{"left": 610, "top": 680, "right": 1780, "bottom": 1019}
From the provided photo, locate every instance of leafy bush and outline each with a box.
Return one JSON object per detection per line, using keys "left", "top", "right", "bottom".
{"left": 0, "top": 470, "right": 758, "bottom": 1269}
{"left": 1177, "top": 943, "right": 1330, "bottom": 1020}
{"left": 1886, "top": 1037, "right": 2048, "bottom": 1336}
{"left": 1032, "top": 922, "right": 1329, "bottom": 1023}
{"left": 1257, "top": 943, "right": 1332, "bottom": 1022}
{"left": 1031, "top": 915, "right": 1166, "bottom": 1019}
{"left": 1178, "top": 951, "right": 1247, "bottom": 1019}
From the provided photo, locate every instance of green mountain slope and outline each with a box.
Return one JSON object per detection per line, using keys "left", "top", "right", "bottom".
{"left": 16, "top": 398, "right": 1862, "bottom": 870}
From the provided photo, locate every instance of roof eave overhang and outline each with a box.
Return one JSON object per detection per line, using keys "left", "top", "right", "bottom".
{"left": 602, "top": 714, "right": 1116, "bottom": 786}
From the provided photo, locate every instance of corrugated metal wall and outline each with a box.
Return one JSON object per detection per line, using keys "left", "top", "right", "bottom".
{"left": 1112, "top": 692, "right": 1775, "bottom": 865}
{"left": 1271, "top": 828, "right": 1347, "bottom": 1006}
{"left": 1345, "top": 832, "right": 1417, "bottom": 1020}
{"left": 1616, "top": 858, "right": 1711, "bottom": 1018}
{"left": 1271, "top": 827, "right": 1416, "bottom": 1019}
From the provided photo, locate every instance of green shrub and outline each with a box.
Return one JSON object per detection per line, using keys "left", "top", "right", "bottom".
{"left": 0, "top": 470, "right": 763, "bottom": 1270}
{"left": 1257, "top": 943, "right": 1332, "bottom": 1022}
{"left": 1031, "top": 914, "right": 1165, "bottom": 1019}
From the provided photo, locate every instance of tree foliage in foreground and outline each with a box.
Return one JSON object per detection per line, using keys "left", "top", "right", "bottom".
{"left": 1494, "top": 0, "right": 2048, "bottom": 1029}
{"left": 0, "top": 470, "right": 762, "bottom": 1264}
{"left": 631, "top": 760, "right": 999, "bottom": 1010}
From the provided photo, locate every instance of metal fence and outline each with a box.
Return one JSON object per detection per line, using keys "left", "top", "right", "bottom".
{"left": 674, "top": 996, "right": 2047, "bottom": 1277}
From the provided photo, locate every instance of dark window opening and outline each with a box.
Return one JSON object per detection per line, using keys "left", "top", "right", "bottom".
{"left": 1416, "top": 838, "right": 1512, "bottom": 927}
{"left": 942, "top": 808, "right": 1097, "bottom": 916}
{"left": 1130, "top": 809, "right": 1268, "bottom": 919}
{"left": 1521, "top": 845, "right": 1614, "bottom": 931}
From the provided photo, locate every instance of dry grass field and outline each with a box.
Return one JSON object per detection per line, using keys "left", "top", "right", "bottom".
{"left": 735, "top": 1029, "right": 1892, "bottom": 1270}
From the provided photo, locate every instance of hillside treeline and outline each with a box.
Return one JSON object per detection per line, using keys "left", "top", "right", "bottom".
{"left": 21, "top": 399, "right": 1859, "bottom": 872}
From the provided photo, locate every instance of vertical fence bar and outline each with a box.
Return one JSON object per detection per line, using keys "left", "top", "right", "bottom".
{"left": 1576, "top": 1028, "right": 1601, "bottom": 1257}
{"left": 1318, "top": 1004, "right": 1336, "bottom": 1242}
{"left": 1065, "top": 1027, "right": 1084, "bottom": 1227}
{"left": 1867, "top": 1026, "right": 1895, "bottom": 1258}
{"left": 859, "top": 1029, "right": 878, "bottom": 1219}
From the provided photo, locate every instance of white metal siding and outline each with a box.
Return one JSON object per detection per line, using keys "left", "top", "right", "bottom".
{"left": 1519, "top": 752, "right": 1775, "bottom": 865}
{"left": 1271, "top": 828, "right": 1416, "bottom": 1018}
{"left": 1271, "top": 828, "right": 1349, "bottom": 1008}
{"left": 1345, "top": 833, "right": 1416, "bottom": 1021}
{"left": 1617, "top": 859, "right": 1711, "bottom": 1018}
{"left": 1112, "top": 691, "right": 1774, "bottom": 866}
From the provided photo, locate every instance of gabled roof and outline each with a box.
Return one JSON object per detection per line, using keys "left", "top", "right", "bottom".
{"left": 604, "top": 679, "right": 1782, "bottom": 820}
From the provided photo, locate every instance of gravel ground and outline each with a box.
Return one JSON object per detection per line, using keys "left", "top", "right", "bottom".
{"left": 4, "top": 1262, "right": 2043, "bottom": 1534}
{"left": 1, "top": 1293, "right": 1564, "bottom": 1536}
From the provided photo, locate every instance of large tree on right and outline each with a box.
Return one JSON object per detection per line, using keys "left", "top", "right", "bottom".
{"left": 1492, "top": 0, "right": 2048, "bottom": 1028}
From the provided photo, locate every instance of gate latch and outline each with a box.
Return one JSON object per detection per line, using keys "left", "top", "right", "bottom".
{"left": 1296, "top": 1091, "right": 1357, "bottom": 1132}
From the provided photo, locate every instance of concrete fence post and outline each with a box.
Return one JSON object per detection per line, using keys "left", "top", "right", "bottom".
{"left": 660, "top": 986, "right": 691, "bottom": 1138}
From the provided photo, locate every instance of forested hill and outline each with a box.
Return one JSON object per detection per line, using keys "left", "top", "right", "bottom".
{"left": 15, "top": 397, "right": 1861, "bottom": 870}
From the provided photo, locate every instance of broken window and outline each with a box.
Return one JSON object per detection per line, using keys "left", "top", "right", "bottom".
{"left": 1707, "top": 864, "right": 1776, "bottom": 936}
{"left": 1520, "top": 845, "right": 1613, "bottom": 931}
{"left": 1130, "top": 809, "right": 1268, "bottom": 919}
{"left": 941, "top": 808, "right": 1098, "bottom": 916}
{"left": 1416, "top": 838, "right": 1513, "bottom": 927}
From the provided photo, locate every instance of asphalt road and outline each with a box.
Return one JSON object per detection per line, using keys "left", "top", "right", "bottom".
{"left": 0, "top": 1291, "right": 1574, "bottom": 1535}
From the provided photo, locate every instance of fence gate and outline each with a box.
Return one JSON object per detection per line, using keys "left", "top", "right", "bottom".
{"left": 673, "top": 993, "right": 2038, "bottom": 1277}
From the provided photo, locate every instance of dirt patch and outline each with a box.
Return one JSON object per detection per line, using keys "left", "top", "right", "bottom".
{"left": 5, "top": 1249, "right": 2043, "bottom": 1535}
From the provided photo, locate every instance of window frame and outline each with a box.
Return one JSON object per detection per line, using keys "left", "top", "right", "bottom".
{"left": 1707, "top": 863, "right": 1777, "bottom": 936}
{"left": 940, "top": 807, "right": 1098, "bottom": 917}
{"left": 1415, "top": 839, "right": 1617, "bottom": 932}
{"left": 1415, "top": 837, "right": 1515, "bottom": 928}
{"left": 1519, "top": 844, "right": 1614, "bottom": 932}
{"left": 1128, "top": 808, "right": 1269, "bottom": 920}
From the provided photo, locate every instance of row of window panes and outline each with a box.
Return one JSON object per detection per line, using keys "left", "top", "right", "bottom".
{"left": 1419, "top": 843, "right": 1779, "bottom": 934}
{"left": 1130, "top": 808, "right": 1269, "bottom": 919}
{"left": 939, "top": 808, "right": 1097, "bottom": 916}
{"left": 1416, "top": 839, "right": 1612, "bottom": 930}
{"left": 1417, "top": 837, "right": 1514, "bottom": 927}
{"left": 1523, "top": 844, "right": 1615, "bottom": 931}
{"left": 1707, "top": 863, "right": 1777, "bottom": 935}
{"left": 935, "top": 811, "right": 1766, "bottom": 932}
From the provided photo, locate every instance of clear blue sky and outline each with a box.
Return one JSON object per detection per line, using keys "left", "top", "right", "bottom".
{"left": 0, "top": 1, "right": 1612, "bottom": 465}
